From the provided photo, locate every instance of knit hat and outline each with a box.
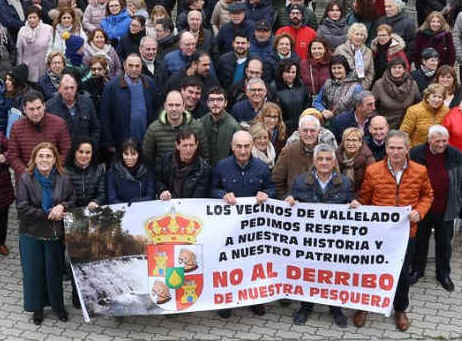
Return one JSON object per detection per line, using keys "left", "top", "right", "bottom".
{"left": 288, "top": 4, "right": 304, "bottom": 16}
{"left": 65, "top": 34, "right": 85, "bottom": 65}
{"left": 421, "top": 47, "right": 439, "bottom": 60}
{"left": 300, "top": 108, "right": 323, "bottom": 124}
{"left": 8, "top": 64, "right": 29, "bottom": 87}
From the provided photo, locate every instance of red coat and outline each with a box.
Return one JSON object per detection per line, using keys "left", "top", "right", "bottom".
{"left": 7, "top": 113, "right": 71, "bottom": 179}
{"left": 442, "top": 107, "right": 462, "bottom": 151}
{"left": 0, "top": 133, "right": 14, "bottom": 208}
{"left": 300, "top": 57, "right": 330, "bottom": 95}
{"left": 275, "top": 25, "right": 317, "bottom": 60}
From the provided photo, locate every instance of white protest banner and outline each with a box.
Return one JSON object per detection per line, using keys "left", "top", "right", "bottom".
{"left": 64, "top": 198, "right": 410, "bottom": 322}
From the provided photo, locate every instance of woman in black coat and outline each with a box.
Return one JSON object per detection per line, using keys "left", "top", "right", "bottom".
{"left": 16, "top": 142, "right": 75, "bottom": 325}
{"left": 270, "top": 59, "right": 311, "bottom": 135}
{"left": 116, "top": 15, "right": 146, "bottom": 61}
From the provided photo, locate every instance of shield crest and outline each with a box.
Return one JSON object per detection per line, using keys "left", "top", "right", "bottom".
{"left": 147, "top": 244, "right": 203, "bottom": 311}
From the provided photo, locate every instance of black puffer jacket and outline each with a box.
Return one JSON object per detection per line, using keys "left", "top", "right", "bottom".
{"left": 156, "top": 151, "right": 211, "bottom": 198}
{"left": 270, "top": 79, "right": 311, "bottom": 135}
{"left": 16, "top": 171, "right": 76, "bottom": 239}
{"left": 65, "top": 163, "right": 106, "bottom": 207}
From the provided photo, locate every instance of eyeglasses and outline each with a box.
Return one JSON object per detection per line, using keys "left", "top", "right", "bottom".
{"left": 208, "top": 97, "right": 225, "bottom": 103}
{"left": 345, "top": 138, "right": 361, "bottom": 143}
{"left": 248, "top": 88, "right": 265, "bottom": 93}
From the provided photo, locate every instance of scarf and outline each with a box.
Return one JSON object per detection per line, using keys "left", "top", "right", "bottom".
{"left": 7, "top": 0, "right": 24, "bottom": 21}
{"left": 172, "top": 152, "right": 195, "bottom": 197}
{"left": 340, "top": 151, "right": 356, "bottom": 184}
{"left": 47, "top": 70, "right": 61, "bottom": 90}
{"left": 87, "top": 41, "right": 112, "bottom": 61}
{"left": 354, "top": 46, "right": 365, "bottom": 79}
{"left": 22, "top": 21, "right": 42, "bottom": 44}
{"left": 252, "top": 144, "right": 276, "bottom": 169}
{"left": 421, "top": 64, "right": 436, "bottom": 78}
{"left": 34, "top": 167, "right": 54, "bottom": 213}
{"left": 382, "top": 69, "right": 413, "bottom": 102}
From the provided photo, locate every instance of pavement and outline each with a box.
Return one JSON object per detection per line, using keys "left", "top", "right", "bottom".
{"left": 0, "top": 204, "right": 462, "bottom": 341}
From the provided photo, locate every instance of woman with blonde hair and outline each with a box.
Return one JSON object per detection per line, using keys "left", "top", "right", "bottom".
{"left": 249, "top": 122, "right": 276, "bottom": 169}
{"left": 145, "top": 4, "right": 171, "bottom": 37}
{"left": 48, "top": 7, "right": 87, "bottom": 55}
{"left": 253, "top": 102, "right": 287, "bottom": 155}
{"left": 334, "top": 22, "right": 374, "bottom": 89}
{"left": 39, "top": 51, "right": 66, "bottom": 100}
{"left": 16, "top": 141, "right": 75, "bottom": 325}
{"left": 400, "top": 83, "right": 450, "bottom": 147}
{"left": 336, "top": 127, "right": 375, "bottom": 194}
{"left": 414, "top": 11, "right": 455, "bottom": 68}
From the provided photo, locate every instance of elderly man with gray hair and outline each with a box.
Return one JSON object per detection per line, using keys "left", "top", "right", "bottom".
{"left": 231, "top": 78, "right": 267, "bottom": 122}
{"left": 286, "top": 143, "right": 352, "bottom": 327}
{"left": 330, "top": 90, "right": 376, "bottom": 143}
{"left": 376, "top": 0, "right": 416, "bottom": 57}
{"left": 408, "top": 125, "right": 462, "bottom": 292}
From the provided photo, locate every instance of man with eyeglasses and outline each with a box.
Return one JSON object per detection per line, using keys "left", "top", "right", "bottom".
{"left": 201, "top": 87, "right": 240, "bottom": 166}
{"left": 272, "top": 115, "right": 324, "bottom": 199}
{"left": 231, "top": 78, "right": 267, "bottom": 122}
{"left": 143, "top": 90, "right": 209, "bottom": 168}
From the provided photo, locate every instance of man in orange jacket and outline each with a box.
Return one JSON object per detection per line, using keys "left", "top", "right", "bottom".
{"left": 350, "top": 129, "right": 434, "bottom": 331}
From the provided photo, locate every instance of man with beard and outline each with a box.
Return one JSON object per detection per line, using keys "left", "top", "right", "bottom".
{"left": 201, "top": 87, "right": 240, "bottom": 166}
{"left": 165, "top": 51, "right": 219, "bottom": 95}
{"left": 274, "top": 0, "right": 318, "bottom": 31}
{"left": 275, "top": 4, "right": 317, "bottom": 60}
{"left": 215, "top": 1, "right": 255, "bottom": 55}
{"left": 217, "top": 32, "right": 251, "bottom": 91}
{"left": 157, "top": 128, "right": 211, "bottom": 200}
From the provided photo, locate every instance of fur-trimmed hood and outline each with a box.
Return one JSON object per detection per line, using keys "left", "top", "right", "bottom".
{"left": 370, "top": 33, "right": 406, "bottom": 55}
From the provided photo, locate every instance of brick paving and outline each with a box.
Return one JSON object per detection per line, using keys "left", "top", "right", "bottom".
{"left": 1, "top": 204, "right": 461, "bottom": 340}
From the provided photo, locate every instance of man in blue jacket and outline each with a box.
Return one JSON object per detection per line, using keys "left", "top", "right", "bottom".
{"left": 211, "top": 130, "right": 275, "bottom": 318}
{"left": 100, "top": 53, "right": 162, "bottom": 154}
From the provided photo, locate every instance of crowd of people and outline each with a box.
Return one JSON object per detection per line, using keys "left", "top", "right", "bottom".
{"left": 0, "top": 0, "right": 461, "bottom": 332}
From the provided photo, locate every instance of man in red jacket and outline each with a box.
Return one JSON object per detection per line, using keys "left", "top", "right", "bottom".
{"left": 7, "top": 90, "right": 71, "bottom": 180}
{"left": 275, "top": 4, "right": 316, "bottom": 60}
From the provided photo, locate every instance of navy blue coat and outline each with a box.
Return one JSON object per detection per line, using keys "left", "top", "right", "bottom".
{"left": 100, "top": 74, "right": 161, "bottom": 148}
{"left": 330, "top": 110, "right": 371, "bottom": 144}
{"left": 290, "top": 169, "right": 353, "bottom": 204}
{"left": 211, "top": 155, "right": 276, "bottom": 199}
{"left": 0, "top": 0, "right": 23, "bottom": 35}
{"left": 245, "top": 0, "right": 273, "bottom": 24}
{"left": 106, "top": 161, "right": 156, "bottom": 204}
{"left": 215, "top": 20, "right": 255, "bottom": 55}
{"left": 38, "top": 73, "right": 58, "bottom": 101}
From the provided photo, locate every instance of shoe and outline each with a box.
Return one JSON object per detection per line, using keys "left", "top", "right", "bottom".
{"left": 217, "top": 309, "right": 231, "bottom": 319}
{"left": 353, "top": 310, "right": 368, "bottom": 328}
{"left": 57, "top": 310, "right": 68, "bottom": 322}
{"left": 72, "top": 291, "right": 81, "bottom": 309}
{"left": 408, "top": 271, "right": 424, "bottom": 285}
{"left": 394, "top": 311, "right": 410, "bottom": 331}
{"left": 32, "top": 310, "right": 43, "bottom": 325}
{"left": 0, "top": 245, "right": 9, "bottom": 256}
{"left": 250, "top": 304, "right": 265, "bottom": 316}
{"left": 438, "top": 276, "right": 455, "bottom": 292}
{"left": 293, "top": 306, "right": 312, "bottom": 325}
{"left": 332, "top": 310, "right": 348, "bottom": 328}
